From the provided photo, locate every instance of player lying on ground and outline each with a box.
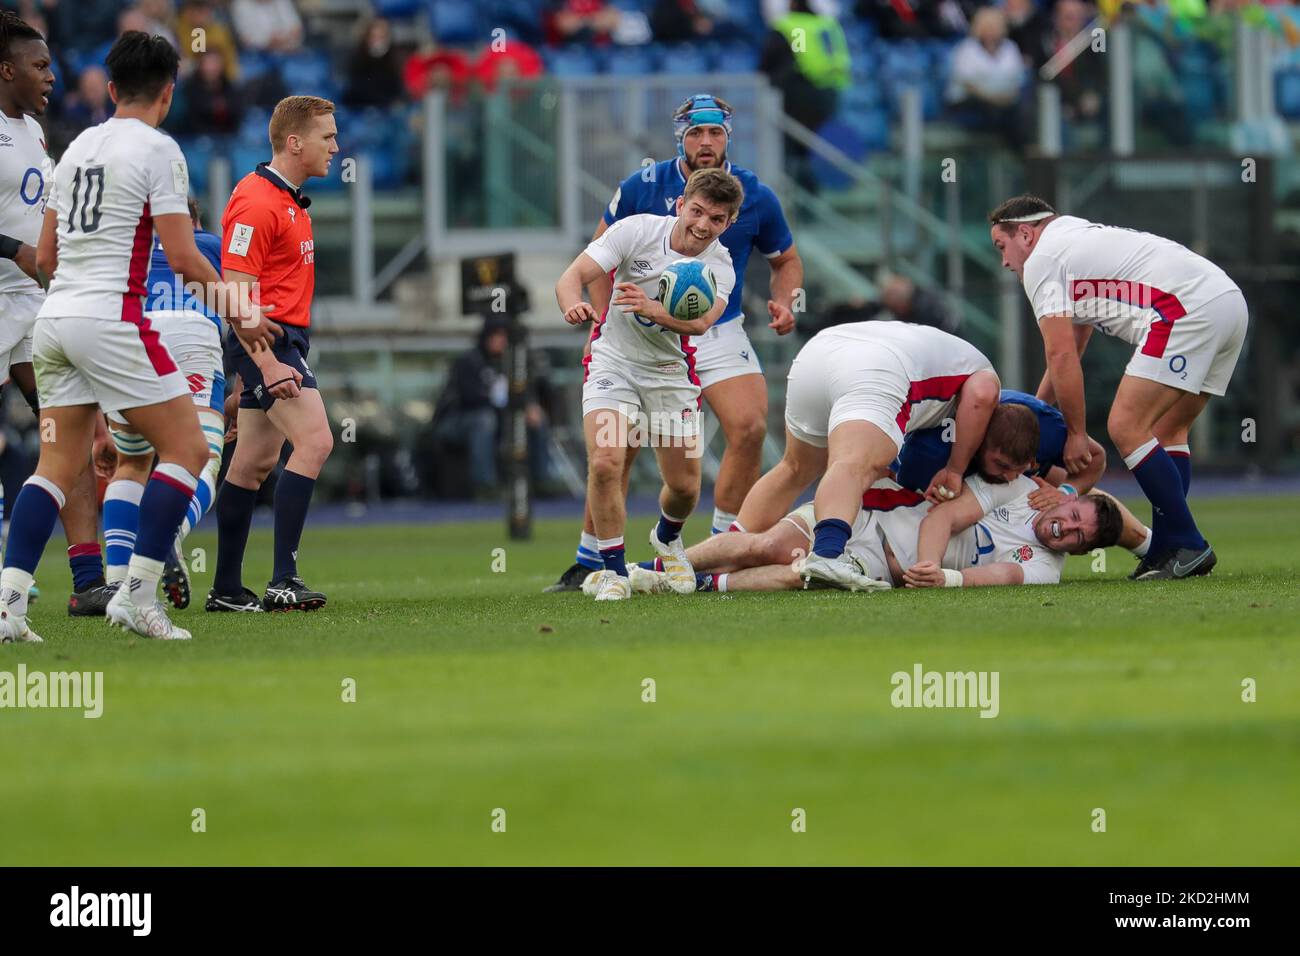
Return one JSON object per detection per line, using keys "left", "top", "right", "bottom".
{"left": 545, "top": 92, "right": 803, "bottom": 592}
{"left": 556, "top": 167, "right": 741, "bottom": 602}
{"left": 734, "top": 319, "right": 1001, "bottom": 591}
{"left": 988, "top": 193, "right": 1248, "bottom": 580}
{"left": 101, "top": 196, "right": 227, "bottom": 610}
{"left": 0, "top": 32, "right": 275, "bottom": 643}
{"left": 0, "top": 11, "right": 115, "bottom": 615}
{"left": 627, "top": 476, "right": 1128, "bottom": 593}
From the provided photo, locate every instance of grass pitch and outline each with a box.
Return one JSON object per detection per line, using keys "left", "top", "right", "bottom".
{"left": 2, "top": 494, "right": 1298, "bottom": 866}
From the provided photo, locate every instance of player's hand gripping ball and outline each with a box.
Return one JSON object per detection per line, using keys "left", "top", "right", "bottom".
{"left": 658, "top": 258, "right": 717, "bottom": 323}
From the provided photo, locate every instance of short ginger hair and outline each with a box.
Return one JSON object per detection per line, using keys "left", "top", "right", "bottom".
{"left": 269, "top": 95, "right": 335, "bottom": 153}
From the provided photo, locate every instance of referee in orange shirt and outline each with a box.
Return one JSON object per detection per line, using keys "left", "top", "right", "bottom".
{"left": 208, "top": 95, "right": 338, "bottom": 612}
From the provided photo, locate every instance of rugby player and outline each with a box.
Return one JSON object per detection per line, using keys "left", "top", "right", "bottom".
{"left": 627, "top": 475, "right": 1126, "bottom": 593}
{"left": 101, "top": 197, "right": 226, "bottom": 610}
{"left": 988, "top": 194, "right": 1248, "bottom": 579}
{"left": 555, "top": 167, "right": 739, "bottom": 601}
{"left": 0, "top": 32, "right": 274, "bottom": 642}
{"left": 545, "top": 93, "right": 802, "bottom": 592}
{"left": 0, "top": 12, "right": 114, "bottom": 615}
{"left": 209, "top": 95, "right": 337, "bottom": 612}
{"left": 734, "top": 319, "right": 1001, "bottom": 590}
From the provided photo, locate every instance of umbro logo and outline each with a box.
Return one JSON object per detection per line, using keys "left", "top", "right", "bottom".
{"left": 0, "top": 134, "right": 12, "bottom": 147}
{"left": 629, "top": 258, "right": 652, "bottom": 277}
{"left": 594, "top": 378, "right": 614, "bottom": 389}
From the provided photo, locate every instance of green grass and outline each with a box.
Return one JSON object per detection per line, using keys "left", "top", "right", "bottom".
{"left": 1, "top": 495, "right": 1298, "bottom": 865}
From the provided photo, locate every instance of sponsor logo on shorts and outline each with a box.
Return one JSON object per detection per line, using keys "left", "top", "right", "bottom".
{"left": 594, "top": 378, "right": 614, "bottom": 389}
{"left": 185, "top": 373, "right": 207, "bottom": 394}
{"left": 657, "top": 362, "right": 680, "bottom": 373}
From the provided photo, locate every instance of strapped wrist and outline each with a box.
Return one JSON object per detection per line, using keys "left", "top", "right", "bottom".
{"left": 941, "top": 569, "right": 964, "bottom": 588}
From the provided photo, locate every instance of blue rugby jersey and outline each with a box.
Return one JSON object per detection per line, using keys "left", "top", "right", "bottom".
{"left": 144, "top": 228, "right": 223, "bottom": 327}
{"left": 601, "top": 158, "right": 793, "bottom": 326}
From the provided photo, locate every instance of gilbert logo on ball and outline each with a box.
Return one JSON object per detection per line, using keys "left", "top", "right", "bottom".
{"left": 658, "top": 258, "right": 717, "bottom": 323}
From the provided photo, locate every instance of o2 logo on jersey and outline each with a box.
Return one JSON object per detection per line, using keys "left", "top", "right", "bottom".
{"left": 19, "top": 166, "right": 43, "bottom": 207}
{"left": 1168, "top": 354, "right": 1188, "bottom": 380}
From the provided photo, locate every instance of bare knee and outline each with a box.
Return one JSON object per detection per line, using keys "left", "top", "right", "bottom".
{"left": 1107, "top": 407, "right": 1146, "bottom": 456}
{"left": 111, "top": 453, "right": 153, "bottom": 485}
{"left": 589, "top": 449, "right": 624, "bottom": 487}
{"left": 753, "top": 528, "right": 797, "bottom": 565}
{"left": 294, "top": 426, "right": 334, "bottom": 471}
{"left": 725, "top": 412, "right": 767, "bottom": 455}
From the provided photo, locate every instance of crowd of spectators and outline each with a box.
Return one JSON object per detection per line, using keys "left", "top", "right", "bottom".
{"left": 0, "top": 0, "right": 1281, "bottom": 176}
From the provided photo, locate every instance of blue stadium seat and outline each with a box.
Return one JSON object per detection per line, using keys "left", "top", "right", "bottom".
{"left": 177, "top": 136, "right": 218, "bottom": 196}
{"left": 843, "top": 19, "right": 878, "bottom": 52}
{"left": 716, "top": 43, "right": 760, "bottom": 74}
{"left": 809, "top": 119, "right": 867, "bottom": 190}
{"left": 606, "top": 45, "right": 659, "bottom": 75}
{"left": 228, "top": 143, "right": 267, "bottom": 179}
{"left": 840, "top": 107, "right": 890, "bottom": 153}
{"left": 486, "top": 0, "right": 546, "bottom": 44}
{"left": 428, "top": 0, "right": 482, "bottom": 45}
{"left": 372, "top": 0, "right": 423, "bottom": 17}
{"left": 1277, "top": 68, "right": 1300, "bottom": 119}
{"left": 237, "top": 108, "right": 273, "bottom": 145}
{"left": 543, "top": 47, "right": 605, "bottom": 76}
{"left": 238, "top": 51, "right": 273, "bottom": 82}
{"left": 658, "top": 44, "right": 710, "bottom": 75}
{"left": 278, "top": 51, "right": 335, "bottom": 97}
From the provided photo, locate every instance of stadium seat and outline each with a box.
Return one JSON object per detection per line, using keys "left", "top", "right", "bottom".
{"left": 238, "top": 109, "right": 273, "bottom": 145}
{"left": 177, "top": 136, "right": 217, "bottom": 196}
{"left": 716, "top": 43, "right": 760, "bottom": 74}
{"left": 372, "top": 0, "right": 423, "bottom": 17}
{"left": 1277, "top": 68, "right": 1300, "bottom": 120}
{"left": 238, "top": 51, "right": 273, "bottom": 82}
{"left": 228, "top": 142, "right": 267, "bottom": 179}
{"left": 427, "top": 0, "right": 482, "bottom": 45}
{"left": 606, "top": 45, "right": 659, "bottom": 76}
{"left": 486, "top": 0, "right": 547, "bottom": 44}
{"left": 543, "top": 47, "right": 605, "bottom": 76}
{"left": 809, "top": 119, "right": 867, "bottom": 190}
{"left": 278, "top": 51, "right": 336, "bottom": 98}
{"left": 658, "top": 44, "right": 710, "bottom": 76}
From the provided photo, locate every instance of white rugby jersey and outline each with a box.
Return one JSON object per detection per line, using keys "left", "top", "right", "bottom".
{"left": 39, "top": 117, "right": 191, "bottom": 322}
{"left": 0, "top": 110, "right": 54, "bottom": 295}
{"left": 972, "top": 490, "right": 1065, "bottom": 586}
{"left": 816, "top": 320, "right": 995, "bottom": 433}
{"left": 583, "top": 213, "right": 735, "bottom": 367}
{"left": 866, "top": 475, "right": 1035, "bottom": 571}
{"left": 1022, "top": 215, "right": 1240, "bottom": 347}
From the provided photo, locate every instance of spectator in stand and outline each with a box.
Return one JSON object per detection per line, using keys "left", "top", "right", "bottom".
{"left": 343, "top": 18, "right": 404, "bottom": 108}
{"left": 945, "top": 6, "right": 1026, "bottom": 148}
{"left": 1004, "top": 0, "right": 1050, "bottom": 62}
{"left": 1033, "top": 0, "right": 1105, "bottom": 130}
{"left": 231, "top": 0, "right": 302, "bottom": 53}
{"left": 403, "top": 42, "right": 472, "bottom": 103}
{"left": 136, "top": 0, "right": 179, "bottom": 49}
{"left": 855, "top": 0, "right": 971, "bottom": 40}
{"left": 760, "top": 0, "right": 849, "bottom": 185}
{"left": 182, "top": 49, "right": 242, "bottom": 133}
{"left": 650, "top": 0, "right": 718, "bottom": 43}
{"left": 545, "top": 0, "right": 620, "bottom": 46}
{"left": 473, "top": 34, "right": 544, "bottom": 94}
{"left": 38, "top": 0, "right": 129, "bottom": 54}
{"left": 57, "top": 65, "right": 112, "bottom": 137}
{"left": 177, "top": 0, "right": 240, "bottom": 82}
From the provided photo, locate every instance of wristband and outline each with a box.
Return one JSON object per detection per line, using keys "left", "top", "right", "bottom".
{"left": 941, "top": 569, "right": 964, "bottom": 588}
{"left": 0, "top": 234, "right": 21, "bottom": 260}
{"left": 1059, "top": 483, "right": 1077, "bottom": 497}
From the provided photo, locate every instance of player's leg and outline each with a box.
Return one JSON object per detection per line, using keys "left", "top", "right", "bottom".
{"left": 545, "top": 443, "right": 639, "bottom": 594}
{"left": 1151, "top": 391, "right": 1210, "bottom": 496}
{"left": 700, "top": 372, "right": 767, "bottom": 534}
{"left": 262, "top": 387, "right": 333, "bottom": 610}
{"left": 647, "top": 434, "right": 702, "bottom": 595}
{"left": 734, "top": 427, "right": 827, "bottom": 534}
{"left": 211, "top": 406, "right": 283, "bottom": 611}
{"left": 9, "top": 360, "right": 108, "bottom": 608}
{"left": 709, "top": 563, "right": 802, "bottom": 592}
{"left": 99, "top": 420, "right": 154, "bottom": 590}
{"left": 583, "top": 405, "right": 634, "bottom": 600}
{"left": 0, "top": 404, "right": 99, "bottom": 642}
{"left": 679, "top": 515, "right": 809, "bottom": 573}
{"left": 807, "top": 420, "right": 897, "bottom": 557}
{"left": 1107, "top": 375, "right": 1211, "bottom": 574}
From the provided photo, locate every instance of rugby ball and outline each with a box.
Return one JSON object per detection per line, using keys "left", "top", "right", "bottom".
{"left": 658, "top": 259, "right": 717, "bottom": 323}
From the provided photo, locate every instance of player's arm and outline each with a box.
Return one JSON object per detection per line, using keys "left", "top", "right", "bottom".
{"left": 925, "top": 369, "right": 1000, "bottom": 503}
{"left": 586, "top": 219, "right": 614, "bottom": 319}
{"left": 958, "top": 562, "right": 1025, "bottom": 587}
{"left": 1035, "top": 324, "right": 1091, "bottom": 403}
{"left": 0, "top": 233, "right": 39, "bottom": 283}
{"left": 222, "top": 267, "right": 302, "bottom": 401}
{"left": 765, "top": 243, "right": 802, "bottom": 335}
{"left": 910, "top": 483, "right": 987, "bottom": 579}
{"left": 555, "top": 252, "right": 607, "bottom": 325}
{"left": 34, "top": 208, "right": 58, "bottom": 288}
{"left": 1039, "top": 313, "right": 1092, "bottom": 474}
{"left": 613, "top": 281, "right": 726, "bottom": 336}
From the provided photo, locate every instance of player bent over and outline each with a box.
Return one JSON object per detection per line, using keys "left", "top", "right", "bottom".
{"left": 0, "top": 33, "right": 275, "bottom": 642}
{"left": 556, "top": 168, "right": 740, "bottom": 601}
{"left": 988, "top": 194, "right": 1249, "bottom": 579}
{"left": 735, "top": 320, "right": 1000, "bottom": 590}
{"left": 101, "top": 197, "right": 228, "bottom": 609}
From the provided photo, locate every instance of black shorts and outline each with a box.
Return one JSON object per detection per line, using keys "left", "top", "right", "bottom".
{"left": 225, "top": 324, "right": 318, "bottom": 411}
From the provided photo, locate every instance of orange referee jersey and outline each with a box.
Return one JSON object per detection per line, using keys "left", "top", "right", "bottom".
{"left": 221, "top": 163, "right": 316, "bottom": 328}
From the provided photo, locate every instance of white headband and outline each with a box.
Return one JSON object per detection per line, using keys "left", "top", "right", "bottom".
{"left": 995, "top": 210, "right": 1055, "bottom": 223}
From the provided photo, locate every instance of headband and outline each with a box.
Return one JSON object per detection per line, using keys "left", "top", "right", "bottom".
{"left": 995, "top": 210, "right": 1055, "bottom": 223}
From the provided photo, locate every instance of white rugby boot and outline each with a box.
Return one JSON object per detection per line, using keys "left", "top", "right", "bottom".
{"left": 106, "top": 587, "right": 192, "bottom": 640}
{"left": 797, "top": 553, "right": 891, "bottom": 592}
{"left": 647, "top": 527, "right": 695, "bottom": 595}
{"left": 0, "top": 613, "right": 43, "bottom": 643}
{"left": 628, "top": 565, "right": 675, "bottom": 594}
{"left": 591, "top": 570, "right": 632, "bottom": 602}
